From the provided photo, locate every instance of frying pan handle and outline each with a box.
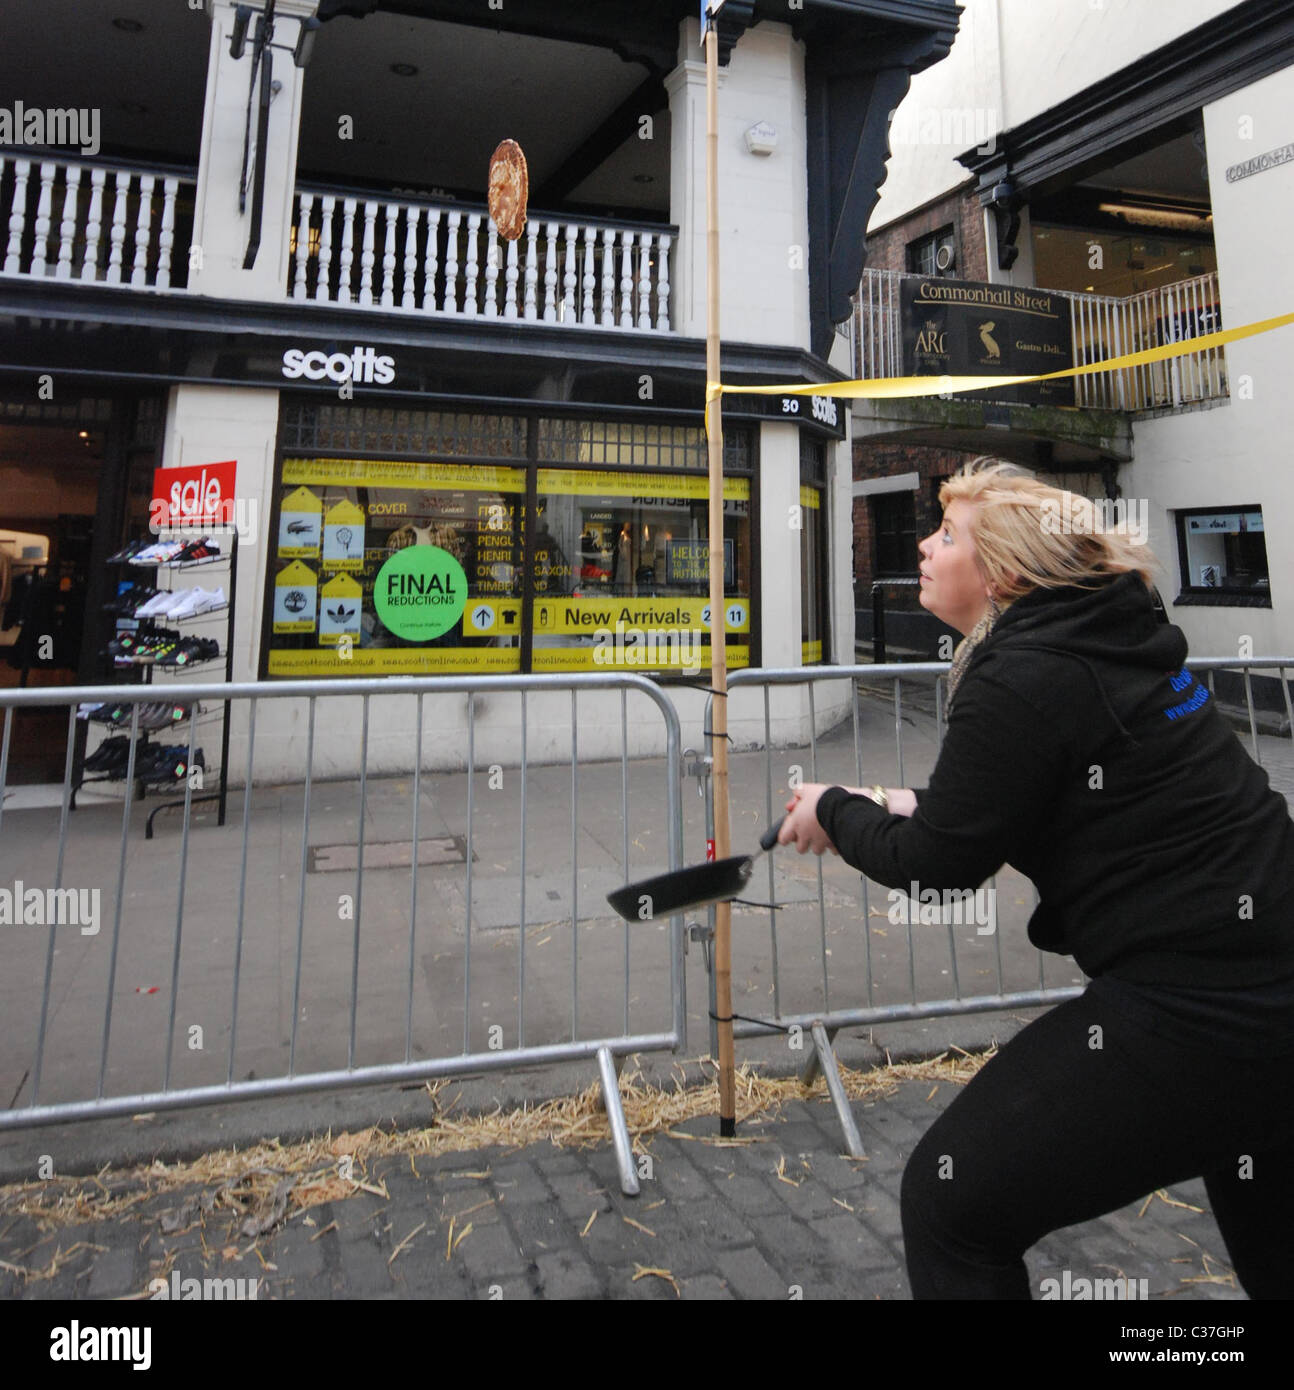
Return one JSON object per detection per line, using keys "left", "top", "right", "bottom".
{"left": 759, "top": 815, "right": 786, "bottom": 852}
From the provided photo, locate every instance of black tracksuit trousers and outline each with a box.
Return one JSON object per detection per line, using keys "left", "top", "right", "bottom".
{"left": 899, "top": 987, "right": 1294, "bottom": 1299}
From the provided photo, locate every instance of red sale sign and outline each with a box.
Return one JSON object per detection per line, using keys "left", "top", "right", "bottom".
{"left": 150, "top": 460, "right": 238, "bottom": 530}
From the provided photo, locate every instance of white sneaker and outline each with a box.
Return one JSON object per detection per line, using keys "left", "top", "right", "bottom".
{"left": 136, "top": 591, "right": 176, "bottom": 617}
{"left": 195, "top": 586, "right": 227, "bottom": 614}
{"left": 165, "top": 588, "right": 205, "bottom": 620}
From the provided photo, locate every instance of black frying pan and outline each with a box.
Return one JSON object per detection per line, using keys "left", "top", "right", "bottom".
{"left": 606, "top": 816, "right": 786, "bottom": 922}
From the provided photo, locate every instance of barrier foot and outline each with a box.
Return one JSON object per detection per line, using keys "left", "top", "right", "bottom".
{"left": 597, "top": 1045, "right": 640, "bottom": 1197}
{"left": 810, "top": 1023, "right": 865, "bottom": 1160}
{"left": 799, "top": 1023, "right": 838, "bottom": 1088}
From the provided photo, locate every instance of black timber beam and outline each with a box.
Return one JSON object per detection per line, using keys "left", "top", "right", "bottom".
{"left": 958, "top": 0, "right": 1294, "bottom": 202}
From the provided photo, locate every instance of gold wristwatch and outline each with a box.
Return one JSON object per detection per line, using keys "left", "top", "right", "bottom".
{"left": 866, "top": 785, "right": 889, "bottom": 810}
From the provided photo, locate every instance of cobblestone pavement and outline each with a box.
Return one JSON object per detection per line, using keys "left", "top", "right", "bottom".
{"left": 0, "top": 1076, "right": 1246, "bottom": 1303}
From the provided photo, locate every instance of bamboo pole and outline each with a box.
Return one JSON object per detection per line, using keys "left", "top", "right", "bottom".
{"left": 704, "top": 18, "right": 736, "bottom": 1137}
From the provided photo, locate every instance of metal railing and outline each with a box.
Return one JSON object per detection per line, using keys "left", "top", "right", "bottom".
{"left": 0, "top": 672, "right": 686, "bottom": 1195}
{"left": 0, "top": 153, "right": 193, "bottom": 290}
{"left": 3, "top": 659, "right": 1288, "bottom": 1164}
{"left": 855, "top": 267, "right": 1229, "bottom": 414}
{"left": 1061, "top": 272, "right": 1227, "bottom": 411}
{"left": 290, "top": 184, "right": 676, "bottom": 330}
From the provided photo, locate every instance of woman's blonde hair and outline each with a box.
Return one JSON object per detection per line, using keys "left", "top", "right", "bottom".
{"left": 938, "top": 458, "right": 1160, "bottom": 603}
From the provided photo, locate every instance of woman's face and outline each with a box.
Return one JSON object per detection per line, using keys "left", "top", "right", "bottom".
{"left": 917, "top": 499, "right": 993, "bottom": 636}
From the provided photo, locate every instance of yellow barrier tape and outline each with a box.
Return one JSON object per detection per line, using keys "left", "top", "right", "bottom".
{"left": 706, "top": 308, "right": 1294, "bottom": 408}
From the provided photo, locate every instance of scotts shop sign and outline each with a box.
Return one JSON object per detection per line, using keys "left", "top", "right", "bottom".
{"left": 281, "top": 345, "right": 395, "bottom": 384}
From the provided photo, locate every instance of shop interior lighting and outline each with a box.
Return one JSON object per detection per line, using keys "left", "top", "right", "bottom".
{"left": 1098, "top": 202, "right": 1213, "bottom": 233}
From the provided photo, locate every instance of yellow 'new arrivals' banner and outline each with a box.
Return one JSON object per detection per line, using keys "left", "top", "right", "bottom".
{"left": 532, "top": 595, "right": 750, "bottom": 635}
{"left": 537, "top": 469, "right": 750, "bottom": 501}
{"left": 268, "top": 647, "right": 521, "bottom": 676}
{"left": 462, "top": 599, "right": 523, "bottom": 635}
{"left": 707, "top": 309, "right": 1294, "bottom": 407}
{"left": 283, "top": 458, "right": 526, "bottom": 492}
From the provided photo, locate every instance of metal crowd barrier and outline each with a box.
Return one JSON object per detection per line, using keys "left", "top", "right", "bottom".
{"left": 0, "top": 673, "right": 686, "bottom": 1196}
{"left": 2, "top": 660, "right": 1289, "bottom": 1172}
{"left": 701, "top": 659, "right": 1294, "bottom": 1155}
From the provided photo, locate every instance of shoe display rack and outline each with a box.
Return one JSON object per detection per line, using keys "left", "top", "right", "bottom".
{"left": 74, "top": 528, "right": 238, "bottom": 836}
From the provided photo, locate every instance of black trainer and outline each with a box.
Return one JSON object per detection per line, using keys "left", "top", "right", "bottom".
{"left": 84, "top": 736, "right": 134, "bottom": 774}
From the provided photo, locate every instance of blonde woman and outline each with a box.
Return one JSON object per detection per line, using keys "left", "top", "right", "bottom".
{"left": 779, "top": 460, "right": 1294, "bottom": 1299}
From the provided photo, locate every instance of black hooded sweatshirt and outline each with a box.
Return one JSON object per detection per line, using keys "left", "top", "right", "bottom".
{"left": 817, "top": 572, "right": 1294, "bottom": 1005}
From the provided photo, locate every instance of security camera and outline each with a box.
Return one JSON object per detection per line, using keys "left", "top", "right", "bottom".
{"left": 990, "top": 180, "right": 1015, "bottom": 206}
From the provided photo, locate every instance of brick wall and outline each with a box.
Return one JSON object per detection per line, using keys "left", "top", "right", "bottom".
{"left": 865, "top": 184, "right": 986, "bottom": 280}
{"left": 848, "top": 188, "right": 997, "bottom": 648}
{"left": 851, "top": 442, "right": 985, "bottom": 603}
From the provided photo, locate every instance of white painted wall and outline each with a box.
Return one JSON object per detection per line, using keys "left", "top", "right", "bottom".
{"left": 1129, "top": 64, "right": 1294, "bottom": 660}
{"left": 871, "top": 0, "right": 1248, "bottom": 232}
{"left": 190, "top": 0, "right": 314, "bottom": 301}
{"left": 830, "top": 431, "right": 855, "bottom": 664}
{"left": 155, "top": 384, "right": 280, "bottom": 687}
{"left": 669, "top": 19, "right": 811, "bottom": 348}
{"left": 759, "top": 420, "right": 802, "bottom": 668}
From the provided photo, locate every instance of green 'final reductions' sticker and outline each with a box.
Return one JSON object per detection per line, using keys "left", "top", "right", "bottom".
{"left": 374, "top": 544, "right": 468, "bottom": 641}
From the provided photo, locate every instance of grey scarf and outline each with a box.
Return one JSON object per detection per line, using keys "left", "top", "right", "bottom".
{"left": 943, "top": 596, "right": 1003, "bottom": 718}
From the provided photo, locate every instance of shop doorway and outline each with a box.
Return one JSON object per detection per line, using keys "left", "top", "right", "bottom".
{"left": 0, "top": 394, "right": 162, "bottom": 789}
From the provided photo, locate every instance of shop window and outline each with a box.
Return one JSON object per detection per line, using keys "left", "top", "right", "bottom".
{"left": 907, "top": 226, "right": 956, "bottom": 278}
{"left": 1031, "top": 223, "right": 1217, "bottom": 298}
{"left": 537, "top": 418, "right": 751, "bottom": 472}
{"left": 1175, "top": 507, "right": 1270, "bottom": 605}
{"left": 265, "top": 456, "right": 528, "bottom": 677}
{"left": 527, "top": 468, "right": 752, "bottom": 674}
{"left": 873, "top": 490, "right": 918, "bottom": 576}
{"left": 264, "top": 409, "right": 755, "bottom": 678}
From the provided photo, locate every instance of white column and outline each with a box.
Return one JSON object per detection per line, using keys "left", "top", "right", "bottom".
{"left": 665, "top": 44, "right": 719, "bottom": 340}
{"left": 158, "top": 384, "right": 281, "bottom": 688}
{"left": 666, "top": 19, "right": 809, "bottom": 347}
{"left": 421, "top": 207, "right": 440, "bottom": 311}
{"left": 55, "top": 165, "right": 82, "bottom": 281}
{"left": 4, "top": 157, "right": 30, "bottom": 274}
{"left": 401, "top": 205, "right": 420, "bottom": 309}
{"left": 130, "top": 173, "right": 156, "bottom": 286}
{"left": 542, "top": 221, "right": 559, "bottom": 322}
{"left": 30, "top": 161, "right": 56, "bottom": 277}
{"left": 80, "top": 166, "right": 104, "bottom": 280}
{"left": 759, "top": 421, "right": 802, "bottom": 670}
{"left": 291, "top": 191, "right": 313, "bottom": 299}
{"left": 188, "top": 0, "right": 316, "bottom": 301}
{"left": 313, "top": 193, "right": 334, "bottom": 301}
